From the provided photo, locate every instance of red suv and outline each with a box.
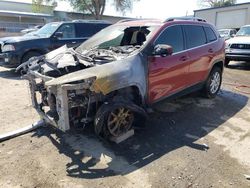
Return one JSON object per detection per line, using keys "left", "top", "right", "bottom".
{"left": 19, "top": 17, "right": 225, "bottom": 140}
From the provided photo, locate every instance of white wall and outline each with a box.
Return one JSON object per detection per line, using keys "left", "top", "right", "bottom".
{"left": 194, "top": 3, "right": 250, "bottom": 29}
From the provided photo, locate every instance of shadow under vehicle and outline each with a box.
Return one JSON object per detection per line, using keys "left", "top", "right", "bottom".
{"left": 31, "top": 89, "right": 248, "bottom": 179}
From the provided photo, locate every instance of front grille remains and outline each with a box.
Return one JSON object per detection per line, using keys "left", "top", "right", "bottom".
{"left": 230, "top": 43, "right": 250, "bottom": 49}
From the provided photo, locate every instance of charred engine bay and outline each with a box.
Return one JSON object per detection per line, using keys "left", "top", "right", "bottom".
{"left": 17, "top": 45, "right": 139, "bottom": 78}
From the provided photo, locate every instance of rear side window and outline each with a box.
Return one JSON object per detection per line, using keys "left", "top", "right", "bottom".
{"left": 204, "top": 26, "right": 217, "bottom": 42}
{"left": 76, "top": 23, "right": 109, "bottom": 38}
{"left": 184, "top": 25, "right": 206, "bottom": 49}
{"left": 155, "top": 25, "right": 184, "bottom": 53}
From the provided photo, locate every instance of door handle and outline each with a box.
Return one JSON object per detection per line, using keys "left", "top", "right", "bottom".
{"left": 208, "top": 48, "right": 214, "bottom": 53}
{"left": 72, "top": 41, "right": 77, "bottom": 44}
{"left": 180, "top": 56, "right": 188, "bottom": 61}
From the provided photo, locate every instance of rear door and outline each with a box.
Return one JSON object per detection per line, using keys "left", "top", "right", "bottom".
{"left": 148, "top": 25, "right": 189, "bottom": 103}
{"left": 75, "top": 23, "right": 110, "bottom": 43}
{"left": 183, "top": 25, "right": 215, "bottom": 85}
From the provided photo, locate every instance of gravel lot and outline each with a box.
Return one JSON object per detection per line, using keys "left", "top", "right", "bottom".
{"left": 0, "top": 61, "right": 250, "bottom": 188}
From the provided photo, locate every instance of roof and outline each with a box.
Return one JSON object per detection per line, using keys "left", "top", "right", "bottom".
{"left": 0, "top": 10, "right": 53, "bottom": 18}
{"left": 194, "top": 2, "right": 250, "bottom": 12}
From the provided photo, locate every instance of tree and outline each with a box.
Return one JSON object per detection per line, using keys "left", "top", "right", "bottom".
{"left": 198, "top": 0, "right": 236, "bottom": 8}
{"left": 32, "top": 0, "right": 57, "bottom": 13}
{"left": 67, "top": 0, "right": 138, "bottom": 20}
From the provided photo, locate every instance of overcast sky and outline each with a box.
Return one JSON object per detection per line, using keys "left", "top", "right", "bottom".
{"left": 3, "top": 0, "right": 250, "bottom": 19}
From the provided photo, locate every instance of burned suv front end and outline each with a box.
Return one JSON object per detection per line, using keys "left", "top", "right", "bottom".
{"left": 19, "top": 46, "right": 102, "bottom": 131}
{"left": 18, "top": 22, "right": 161, "bottom": 139}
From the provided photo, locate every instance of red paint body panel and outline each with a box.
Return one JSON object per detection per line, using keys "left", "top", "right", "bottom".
{"left": 148, "top": 52, "right": 189, "bottom": 103}
{"left": 147, "top": 21, "right": 225, "bottom": 104}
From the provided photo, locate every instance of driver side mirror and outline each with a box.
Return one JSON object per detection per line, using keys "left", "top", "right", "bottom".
{"left": 153, "top": 44, "right": 173, "bottom": 57}
{"left": 53, "top": 32, "right": 63, "bottom": 39}
{"left": 230, "top": 34, "right": 235, "bottom": 38}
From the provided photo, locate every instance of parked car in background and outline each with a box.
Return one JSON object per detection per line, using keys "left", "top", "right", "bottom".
{"left": 20, "top": 25, "right": 43, "bottom": 34}
{"left": 225, "top": 25, "right": 250, "bottom": 66}
{"left": 18, "top": 17, "right": 225, "bottom": 140}
{"left": 218, "top": 29, "right": 237, "bottom": 40}
{"left": 0, "top": 20, "right": 111, "bottom": 68}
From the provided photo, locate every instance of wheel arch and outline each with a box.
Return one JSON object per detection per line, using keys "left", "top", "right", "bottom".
{"left": 104, "top": 85, "right": 145, "bottom": 106}
{"left": 206, "top": 59, "right": 224, "bottom": 80}
{"left": 21, "top": 48, "right": 47, "bottom": 63}
{"left": 212, "top": 60, "right": 224, "bottom": 72}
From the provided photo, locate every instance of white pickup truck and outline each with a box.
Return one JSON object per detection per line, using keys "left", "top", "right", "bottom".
{"left": 225, "top": 25, "right": 250, "bottom": 66}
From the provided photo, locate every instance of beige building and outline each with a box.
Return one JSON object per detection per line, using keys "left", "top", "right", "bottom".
{"left": 0, "top": 0, "right": 129, "bottom": 36}
{"left": 194, "top": 2, "right": 250, "bottom": 30}
{"left": 0, "top": 1, "right": 53, "bottom": 33}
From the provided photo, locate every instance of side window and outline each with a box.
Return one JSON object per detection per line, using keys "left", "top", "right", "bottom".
{"left": 184, "top": 25, "right": 206, "bottom": 49}
{"left": 204, "top": 26, "right": 217, "bottom": 43}
{"left": 155, "top": 25, "right": 184, "bottom": 53}
{"left": 76, "top": 23, "right": 109, "bottom": 38}
{"left": 56, "top": 24, "right": 76, "bottom": 39}
{"left": 76, "top": 23, "right": 94, "bottom": 37}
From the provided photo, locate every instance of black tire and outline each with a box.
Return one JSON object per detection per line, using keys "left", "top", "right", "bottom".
{"left": 21, "top": 51, "right": 41, "bottom": 63}
{"left": 225, "top": 58, "right": 230, "bottom": 67}
{"left": 203, "top": 67, "right": 222, "bottom": 98}
{"left": 94, "top": 100, "right": 146, "bottom": 139}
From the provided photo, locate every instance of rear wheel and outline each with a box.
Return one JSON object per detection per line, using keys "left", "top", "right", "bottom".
{"left": 202, "top": 67, "right": 222, "bottom": 98}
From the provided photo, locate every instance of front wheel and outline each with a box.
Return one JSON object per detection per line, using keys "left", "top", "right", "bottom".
{"left": 202, "top": 67, "right": 222, "bottom": 98}
{"left": 18, "top": 51, "right": 42, "bottom": 75}
{"left": 21, "top": 51, "right": 42, "bottom": 63}
{"left": 94, "top": 99, "right": 147, "bottom": 140}
{"left": 94, "top": 102, "right": 135, "bottom": 139}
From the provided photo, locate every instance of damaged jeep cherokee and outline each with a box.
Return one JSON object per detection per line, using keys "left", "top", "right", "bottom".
{"left": 18, "top": 18, "right": 225, "bottom": 140}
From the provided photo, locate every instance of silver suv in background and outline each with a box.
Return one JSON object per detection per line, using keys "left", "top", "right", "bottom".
{"left": 218, "top": 29, "right": 237, "bottom": 41}
{"left": 225, "top": 25, "right": 250, "bottom": 66}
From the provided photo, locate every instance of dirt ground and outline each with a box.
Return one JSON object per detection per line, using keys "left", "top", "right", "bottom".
{"left": 0, "top": 61, "right": 250, "bottom": 188}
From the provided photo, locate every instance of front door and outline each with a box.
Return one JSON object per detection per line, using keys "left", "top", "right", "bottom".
{"left": 51, "top": 23, "right": 78, "bottom": 50}
{"left": 148, "top": 25, "right": 189, "bottom": 104}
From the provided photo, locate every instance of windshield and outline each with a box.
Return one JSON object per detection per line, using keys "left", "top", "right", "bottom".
{"left": 77, "top": 24, "right": 160, "bottom": 52}
{"left": 31, "top": 22, "right": 61, "bottom": 37}
{"left": 236, "top": 26, "right": 250, "bottom": 36}
{"left": 218, "top": 30, "right": 229, "bottom": 36}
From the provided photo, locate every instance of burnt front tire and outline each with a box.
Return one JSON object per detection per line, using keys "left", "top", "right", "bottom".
{"left": 94, "top": 100, "right": 146, "bottom": 139}
{"left": 203, "top": 67, "right": 222, "bottom": 98}
{"left": 94, "top": 102, "right": 135, "bottom": 139}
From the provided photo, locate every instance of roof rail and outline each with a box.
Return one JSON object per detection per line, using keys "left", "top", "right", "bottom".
{"left": 116, "top": 18, "right": 160, "bottom": 23}
{"left": 72, "top": 19, "right": 111, "bottom": 24}
{"left": 165, "top": 17, "right": 206, "bottom": 22}
{"left": 117, "top": 18, "right": 142, "bottom": 23}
